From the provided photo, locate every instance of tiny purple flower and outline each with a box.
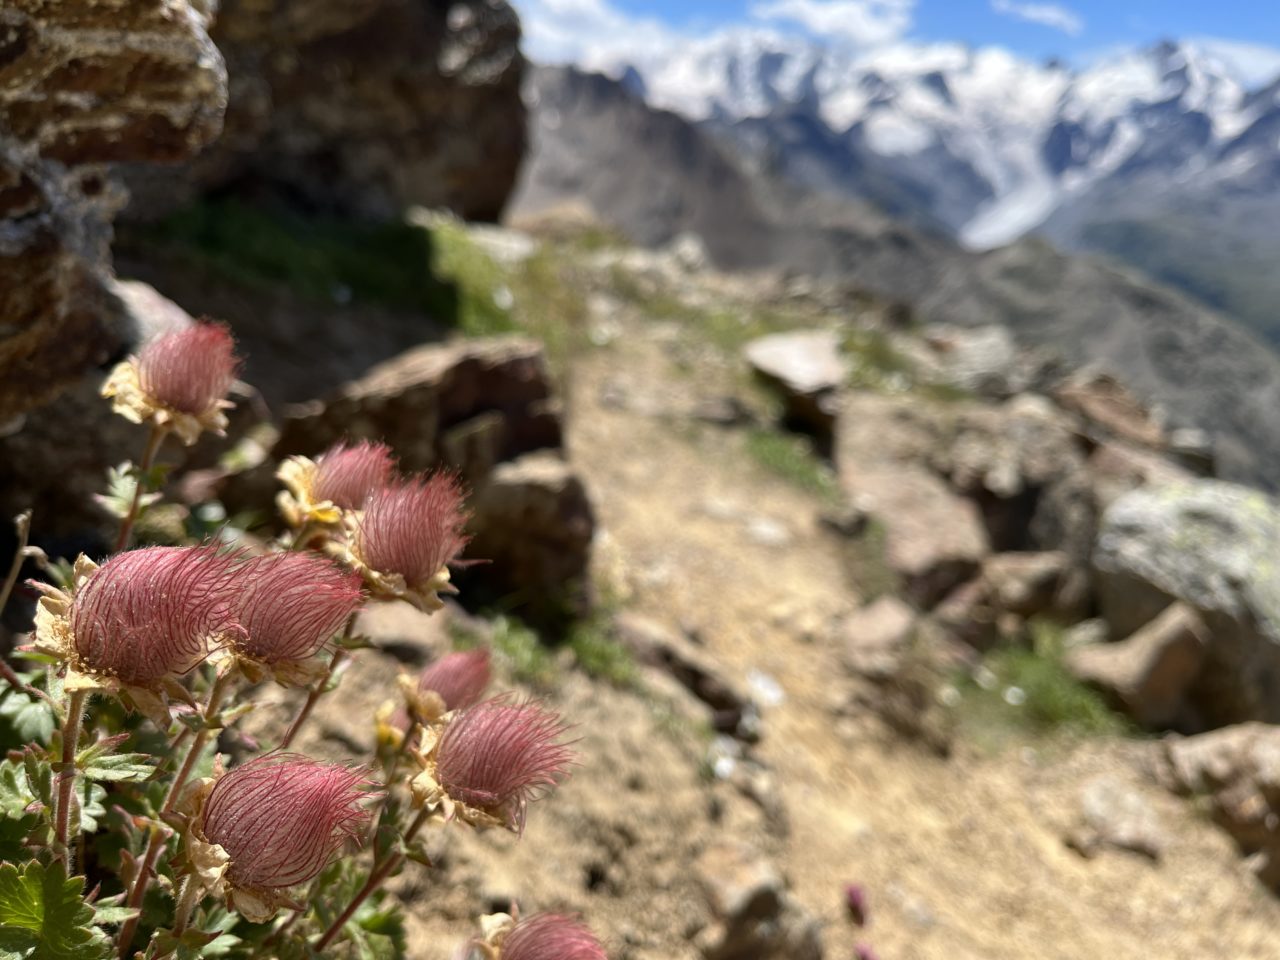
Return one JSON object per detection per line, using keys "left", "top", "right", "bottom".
{"left": 844, "top": 882, "right": 868, "bottom": 926}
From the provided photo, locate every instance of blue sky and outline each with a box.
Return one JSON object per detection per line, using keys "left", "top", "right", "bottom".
{"left": 517, "top": 0, "right": 1280, "bottom": 83}
{"left": 603, "top": 0, "right": 1280, "bottom": 61}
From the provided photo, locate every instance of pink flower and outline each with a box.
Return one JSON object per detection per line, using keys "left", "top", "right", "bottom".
{"left": 201, "top": 754, "right": 375, "bottom": 891}
{"left": 234, "top": 553, "right": 363, "bottom": 663}
{"left": 69, "top": 546, "right": 240, "bottom": 684}
{"left": 418, "top": 649, "right": 491, "bottom": 712}
{"left": 501, "top": 914, "right": 607, "bottom": 960}
{"left": 844, "top": 883, "right": 868, "bottom": 926}
{"left": 312, "top": 441, "right": 396, "bottom": 510}
{"left": 136, "top": 323, "right": 239, "bottom": 415}
{"left": 854, "top": 944, "right": 881, "bottom": 960}
{"left": 436, "top": 697, "right": 574, "bottom": 831}
{"left": 357, "top": 473, "right": 470, "bottom": 585}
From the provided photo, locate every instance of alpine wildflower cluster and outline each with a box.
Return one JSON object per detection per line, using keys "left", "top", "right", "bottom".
{"left": 0, "top": 323, "right": 608, "bottom": 960}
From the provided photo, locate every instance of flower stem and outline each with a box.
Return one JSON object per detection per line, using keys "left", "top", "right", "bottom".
{"left": 0, "top": 510, "right": 31, "bottom": 616}
{"left": 53, "top": 688, "right": 88, "bottom": 865}
{"left": 117, "top": 825, "right": 164, "bottom": 959}
{"left": 171, "top": 875, "right": 200, "bottom": 937}
{"left": 313, "top": 807, "right": 431, "bottom": 952}
{"left": 114, "top": 426, "right": 166, "bottom": 553}
{"left": 118, "top": 672, "right": 233, "bottom": 959}
{"left": 279, "top": 614, "right": 358, "bottom": 750}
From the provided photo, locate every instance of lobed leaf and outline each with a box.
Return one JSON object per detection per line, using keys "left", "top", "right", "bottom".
{"left": 0, "top": 861, "right": 109, "bottom": 960}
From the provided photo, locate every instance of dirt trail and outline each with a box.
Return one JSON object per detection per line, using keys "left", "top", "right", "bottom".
{"left": 562, "top": 305, "right": 1280, "bottom": 959}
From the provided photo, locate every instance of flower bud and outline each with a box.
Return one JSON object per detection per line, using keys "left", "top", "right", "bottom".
{"left": 312, "top": 441, "right": 395, "bottom": 510}
{"left": 68, "top": 546, "right": 240, "bottom": 685}
{"left": 418, "top": 649, "right": 491, "bottom": 713}
{"left": 200, "top": 754, "right": 374, "bottom": 894}
{"left": 137, "top": 323, "right": 238, "bottom": 416}
{"left": 434, "top": 697, "right": 574, "bottom": 832}
{"left": 499, "top": 914, "right": 607, "bottom": 960}
{"left": 352, "top": 472, "right": 470, "bottom": 610}
{"left": 234, "top": 553, "right": 363, "bottom": 665}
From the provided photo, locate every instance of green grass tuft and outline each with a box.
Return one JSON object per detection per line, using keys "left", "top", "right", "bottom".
{"left": 566, "top": 619, "right": 637, "bottom": 687}
{"left": 959, "top": 620, "right": 1129, "bottom": 743}
{"left": 744, "top": 429, "right": 838, "bottom": 500}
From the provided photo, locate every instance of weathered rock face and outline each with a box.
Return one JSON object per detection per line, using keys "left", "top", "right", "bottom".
{"left": 1094, "top": 481, "right": 1280, "bottom": 726}
{"left": 0, "top": 0, "right": 228, "bottom": 422}
{"left": 123, "top": 0, "right": 526, "bottom": 222}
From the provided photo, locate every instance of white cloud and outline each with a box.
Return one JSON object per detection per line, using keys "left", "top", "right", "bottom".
{"left": 750, "top": 0, "right": 916, "bottom": 48}
{"left": 516, "top": 0, "right": 679, "bottom": 68}
{"left": 990, "top": 0, "right": 1083, "bottom": 37}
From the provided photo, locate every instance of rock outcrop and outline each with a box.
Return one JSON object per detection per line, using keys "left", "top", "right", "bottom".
{"left": 123, "top": 0, "right": 526, "bottom": 222}
{"left": 0, "top": 0, "right": 228, "bottom": 423}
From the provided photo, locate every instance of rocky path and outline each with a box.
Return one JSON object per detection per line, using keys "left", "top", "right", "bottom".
{"left": 560, "top": 293, "right": 1280, "bottom": 958}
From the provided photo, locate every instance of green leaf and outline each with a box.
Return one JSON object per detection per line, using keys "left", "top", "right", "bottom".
{"left": 80, "top": 752, "right": 156, "bottom": 784}
{"left": 0, "top": 814, "right": 36, "bottom": 862}
{"left": 0, "top": 760, "right": 35, "bottom": 817}
{"left": 0, "top": 691, "right": 55, "bottom": 745}
{"left": 90, "top": 905, "right": 138, "bottom": 927}
{"left": 71, "top": 780, "right": 107, "bottom": 835}
{"left": 0, "top": 861, "right": 109, "bottom": 960}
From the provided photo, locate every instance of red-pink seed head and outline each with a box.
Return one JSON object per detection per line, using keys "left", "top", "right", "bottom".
{"left": 501, "top": 914, "right": 607, "bottom": 960}
{"left": 201, "top": 753, "right": 375, "bottom": 890}
{"left": 234, "top": 553, "right": 363, "bottom": 663}
{"left": 418, "top": 649, "right": 491, "bottom": 712}
{"left": 311, "top": 441, "right": 396, "bottom": 510}
{"left": 69, "top": 546, "right": 240, "bottom": 685}
{"left": 358, "top": 473, "right": 470, "bottom": 585}
{"left": 136, "top": 323, "right": 239, "bottom": 415}
{"left": 436, "top": 697, "right": 574, "bottom": 831}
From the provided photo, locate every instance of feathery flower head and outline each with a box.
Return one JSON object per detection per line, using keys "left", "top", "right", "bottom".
{"left": 409, "top": 696, "right": 574, "bottom": 833}
{"left": 276, "top": 440, "right": 396, "bottom": 530}
{"left": 411, "top": 648, "right": 492, "bottom": 721}
{"left": 228, "top": 552, "right": 363, "bottom": 685}
{"left": 460, "top": 913, "right": 607, "bottom": 960}
{"left": 101, "top": 323, "right": 239, "bottom": 445}
{"left": 32, "top": 546, "right": 241, "bottom": 724}
{"left": 347, "top": 472, "right": 470, "bottom": 612}
{"left": 185, "top": 753, "right": 376, "bottom": 922}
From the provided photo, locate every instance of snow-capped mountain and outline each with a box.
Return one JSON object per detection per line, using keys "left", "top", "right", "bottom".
{"left": 611, "top": 36, "right": 1276, "bottom": 250}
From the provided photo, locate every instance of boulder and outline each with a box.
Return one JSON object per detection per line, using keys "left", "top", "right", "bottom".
{"left": 982, "top": 550, "right": 1086, "bottom": 621}
{"left": 1065, "top": 603, "right": 1207, "bottom": 730}
{"left": 840, "top": 596, "right": 917, "bottom": 679}
{"left": 1156, "top": 723, "right": 1280, "bottom": 888}
{"left": 693, "top": 841, "right": 823, "bottom": 960}
{"left": 463, "top": 452, "right": 595, "bottom": 627}
{"left": 916, "top": 323, "right": 1026, "bottom": 398}
{"left": 1094, "top": 481, "right": 1280, "bottom": 726}
{"left": 841, "top": 462, "right": 988, "bottom": 607}
{"left": 745, "top": 330, "right": 846, "bottom": 438}
{"left": 122, "top": 0, "right": 526, "bottom": 222}
{"left": 0, "top": 0, "right": 227, "bottom": 422}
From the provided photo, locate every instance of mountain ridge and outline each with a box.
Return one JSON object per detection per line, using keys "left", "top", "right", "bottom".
{"left": 510, "top": 64, "right": 1280, "bottom": 490}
